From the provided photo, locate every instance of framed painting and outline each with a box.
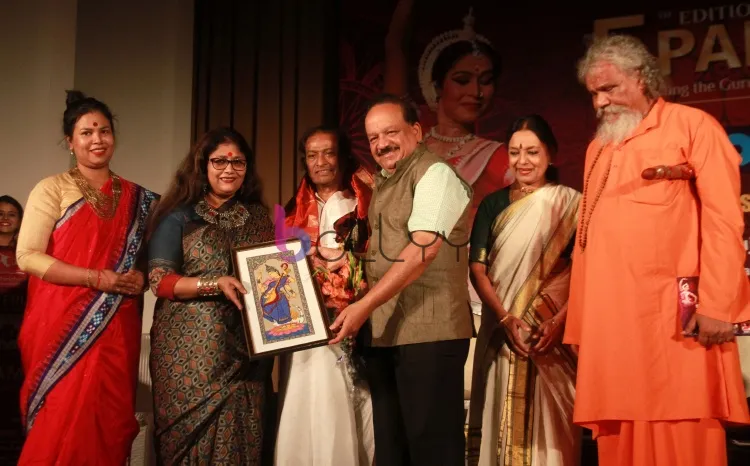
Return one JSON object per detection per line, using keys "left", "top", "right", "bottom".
{"left": 232, "top": 238, "right": 333, "bottom": 359}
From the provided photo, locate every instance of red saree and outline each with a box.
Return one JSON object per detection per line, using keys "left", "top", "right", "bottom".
{"left": 17, "top": 177, "right": 157, "bottom": 465}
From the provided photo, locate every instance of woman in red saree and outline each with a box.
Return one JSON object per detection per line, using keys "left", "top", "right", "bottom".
{"left": 15, "top": 91, "right": 157, "bottom": 465}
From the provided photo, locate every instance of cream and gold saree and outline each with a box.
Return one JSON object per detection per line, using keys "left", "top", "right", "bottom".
{"left": 467, "top": 184, "right": 581, "bottom": 466}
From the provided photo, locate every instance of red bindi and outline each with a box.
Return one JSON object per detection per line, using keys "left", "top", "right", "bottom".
{"left": 227, "top": 152, "right": 233, "bottom": 156}
{"left": 93, "top": 122, "right": 98, "bottom": 127}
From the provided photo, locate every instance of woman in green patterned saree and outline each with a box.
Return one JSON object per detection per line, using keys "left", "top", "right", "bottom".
{"left": 466, "top": 115, "right": 581, "bottom": 466}
{"left": 148, "top": 127, "right": 274, "bottom": 465}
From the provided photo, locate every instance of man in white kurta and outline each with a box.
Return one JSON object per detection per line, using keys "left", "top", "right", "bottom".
{"left": 276, "top": 126, "right": 374, "bottom": 466}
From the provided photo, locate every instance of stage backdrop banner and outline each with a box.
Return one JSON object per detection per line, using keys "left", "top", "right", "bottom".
{"left": 338, "top": 1, "right": 750, "bottom": 275}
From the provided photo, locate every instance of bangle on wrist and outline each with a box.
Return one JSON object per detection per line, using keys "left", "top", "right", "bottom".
{"left": 85, "top": 269, "right": 93, "bottom": 288}
{"left": 96, "top": 270, "right": 102, "bottom": 289}
{"left": 197, "top": 275, "right": 221, "bottom": 297}
{"left": 500, "top": 314, "right": 512, "bottom": 326}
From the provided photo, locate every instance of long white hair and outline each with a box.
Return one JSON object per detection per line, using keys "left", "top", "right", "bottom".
{"left": 577, "top": 35, "right": 665, "bottom": 99}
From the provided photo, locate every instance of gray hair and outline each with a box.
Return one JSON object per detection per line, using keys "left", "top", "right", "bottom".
{"left": 577, "top": 35, "right": 665, "bottom": 99}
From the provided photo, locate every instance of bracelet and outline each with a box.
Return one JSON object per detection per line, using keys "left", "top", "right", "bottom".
{"left": 499, "top": 314, "right": 512, "bottom": 326}
{"left": 96, "top": 270, "right": 102, "bottom": 289}
{"left": 197, "top": 275, "right": 221, "bottom": 297}
{"left": 85, "top": 269, "right": 93, "bottom": 288}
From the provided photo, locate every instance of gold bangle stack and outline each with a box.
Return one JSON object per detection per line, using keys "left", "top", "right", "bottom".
{"left": 197, "top": 276, "right": 221, "bottom": 297}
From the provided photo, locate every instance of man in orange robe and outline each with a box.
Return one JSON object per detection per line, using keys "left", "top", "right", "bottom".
{"left": 564, "top": 34, "right": 750, "bottom": 466}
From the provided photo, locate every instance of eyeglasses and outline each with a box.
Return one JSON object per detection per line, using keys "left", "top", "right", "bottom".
{"left": 209, "top": 158, "right": 247, "bottom": 171}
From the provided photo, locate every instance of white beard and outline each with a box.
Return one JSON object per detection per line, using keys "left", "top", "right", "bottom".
{"left": 595, "top": 105, "right": 643, "bottom": 145}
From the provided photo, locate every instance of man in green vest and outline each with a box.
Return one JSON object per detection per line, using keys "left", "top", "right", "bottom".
{"left": 330, "top": 94, "right": 473, "bottom": 465}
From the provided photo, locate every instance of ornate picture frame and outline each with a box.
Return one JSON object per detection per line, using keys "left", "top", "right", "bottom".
{"left": 232, "top": 238, "right": 332, "bottom": 359}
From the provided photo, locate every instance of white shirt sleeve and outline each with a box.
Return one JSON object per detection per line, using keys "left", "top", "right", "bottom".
{"left": 407, "top": 163, "right": 471, "bottom": 235}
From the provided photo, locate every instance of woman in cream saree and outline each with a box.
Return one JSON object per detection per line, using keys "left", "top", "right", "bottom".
{"left": 466, "top": 115, "right": 581, "bottom": 466}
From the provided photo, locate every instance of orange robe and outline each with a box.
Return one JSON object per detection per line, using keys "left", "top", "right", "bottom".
{"left": 564, "top": 98, "right": 750, "bottom": 466}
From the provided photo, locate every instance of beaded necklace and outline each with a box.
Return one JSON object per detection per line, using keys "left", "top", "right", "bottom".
{"left": 425, "top": 127, "right": 476, "bottom": 160}
{"left": 195, "top": 198, "right": 250, "bottom": 230}
{"left": 577, "top": 146, "right": 612, "bottom": 251}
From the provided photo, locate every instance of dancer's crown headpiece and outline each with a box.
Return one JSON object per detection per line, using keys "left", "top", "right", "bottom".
{"left": 418, "top": 7, "right": 493, "bottom": 111}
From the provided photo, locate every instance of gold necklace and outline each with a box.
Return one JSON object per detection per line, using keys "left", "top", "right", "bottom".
{"left": 509, "top": 183, "right": 541, "bottom": 203}
{"left": 69, "top": 167, "right": 122, "bottom": 218}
